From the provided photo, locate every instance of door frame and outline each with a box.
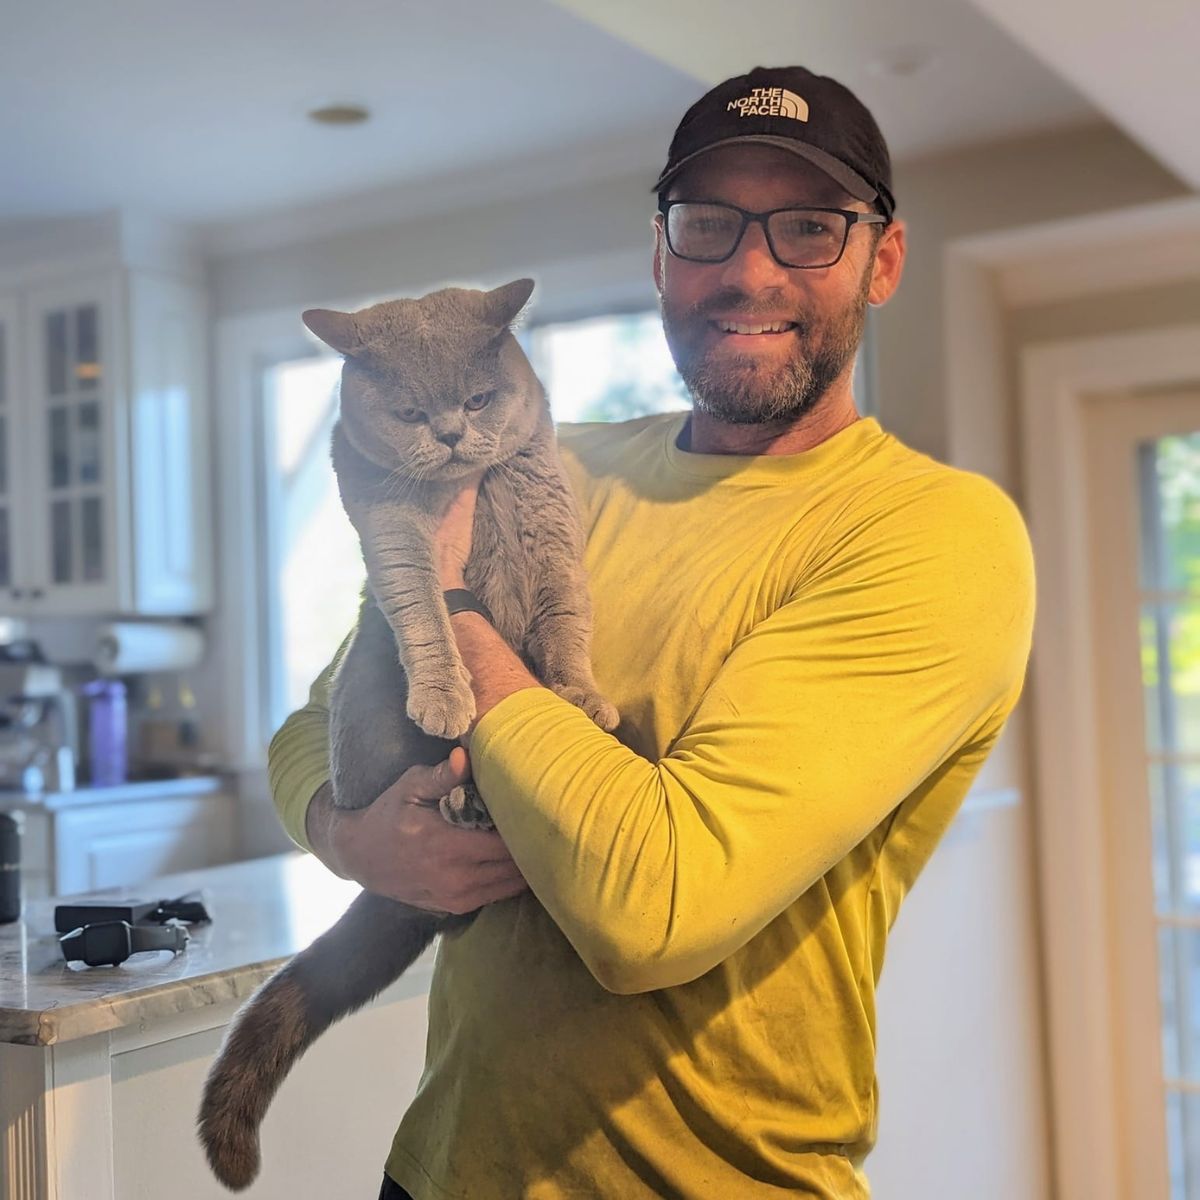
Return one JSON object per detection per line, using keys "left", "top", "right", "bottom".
{"left": 945, "top": 192, "right": 1200, "bottom": 1200}
{"left": 1083, "top": 388, "right": 1200, "bottom": 1200}
{"left": 1022, "top": 323, "right": 1200, "bottom": 1200}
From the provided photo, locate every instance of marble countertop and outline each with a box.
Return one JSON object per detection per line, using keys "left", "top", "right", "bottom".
{"left": 0, "top": 852, "right": 430, "bottom": 1047}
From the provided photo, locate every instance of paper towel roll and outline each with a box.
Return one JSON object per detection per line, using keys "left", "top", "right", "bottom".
{"left": 93, "top": 622, "right": 205, "bottom": 675}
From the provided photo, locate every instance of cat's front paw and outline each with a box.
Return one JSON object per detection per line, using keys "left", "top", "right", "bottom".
{"left": 407, "top": 677, "right": 476, "bottom": 739}
{"left": 440, "top": 782, "right": 493, "bottom": 830}
{"left": 551, "top": 683, "right": 620, "bottom": 732}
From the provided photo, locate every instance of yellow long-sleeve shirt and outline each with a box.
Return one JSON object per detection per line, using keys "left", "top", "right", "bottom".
{"left": 269, "top": 412, "right": 1036, "bottom": 1199}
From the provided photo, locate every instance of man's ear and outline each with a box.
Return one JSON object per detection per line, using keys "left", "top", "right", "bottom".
{"left": 651, "top": 214, "right": 666, "bottom": 297}
{"left": 867, "top": 218, "right": 906, "bottom": 308}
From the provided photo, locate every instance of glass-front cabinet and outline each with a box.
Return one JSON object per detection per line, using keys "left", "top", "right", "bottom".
{"left": 23, "top": 275, "right": 122, "bottom": 613}
{"left": 0, "top": 267, "right": 213, "bottom": 618}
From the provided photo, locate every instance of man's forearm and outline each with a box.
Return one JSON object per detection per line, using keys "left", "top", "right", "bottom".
{"left": 448, "top": 610, "right": 543, "bottom": 736}
{"left": 304, "top": 780, "right": 351, "bottom": 878}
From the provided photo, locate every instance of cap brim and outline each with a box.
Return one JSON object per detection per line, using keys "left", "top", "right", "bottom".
{"left": 652, "top": 135, "right": 879, "bottom": 206}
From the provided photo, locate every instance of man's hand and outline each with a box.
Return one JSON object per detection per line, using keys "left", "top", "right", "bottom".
{"left": 308, "top": 747, "right": 529, "bottom": 915}
{"left": 434, "top": 470, "right": 484, "bottom": 590}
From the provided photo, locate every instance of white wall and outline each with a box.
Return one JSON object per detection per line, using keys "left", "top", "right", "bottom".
{"left": 206, "top": 117, "right": 1195, "bottom": 1197}
{"left": 209, "top": 166, "right": 663, "bottom": 324}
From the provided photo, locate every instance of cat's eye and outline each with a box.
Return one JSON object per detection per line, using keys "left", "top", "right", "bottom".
{"left": 464, "top": 390, "right": 495, "bottom": 411}
{"left": 394, "top": 406, "right": 424, "bottom": 423}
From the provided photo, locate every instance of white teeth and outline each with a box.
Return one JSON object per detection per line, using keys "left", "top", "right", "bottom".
{"left": 716, "top": 321, "right": 795, "bottom": 334}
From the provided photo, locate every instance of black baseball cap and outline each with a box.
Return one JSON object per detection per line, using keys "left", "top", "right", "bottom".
{"left": 652, "top": 66, "right": 896, "bottom": 220}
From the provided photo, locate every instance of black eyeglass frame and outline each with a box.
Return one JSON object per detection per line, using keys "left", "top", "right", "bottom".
{"left": 657, "top": 199, "right": 890, "bottom": 269}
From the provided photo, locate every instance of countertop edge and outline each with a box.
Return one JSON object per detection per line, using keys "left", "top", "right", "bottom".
{"left": 1, "top": 958, "right": 290, "bottom": 1046}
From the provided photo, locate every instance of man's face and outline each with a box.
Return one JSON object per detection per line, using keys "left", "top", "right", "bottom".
{"left": 653, "top": 144, "right": 887, "bottom": 427}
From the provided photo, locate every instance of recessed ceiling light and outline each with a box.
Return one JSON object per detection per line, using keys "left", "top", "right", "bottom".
{"left": 865, "top": 48, "right": 937, "bottom": 78}
{"left": 308, "top": 103, "right": 371, "bottom": 126}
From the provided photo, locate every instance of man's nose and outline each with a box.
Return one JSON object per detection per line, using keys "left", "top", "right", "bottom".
{"left": 719, "top": 219, "right": 791, "bottom": 291}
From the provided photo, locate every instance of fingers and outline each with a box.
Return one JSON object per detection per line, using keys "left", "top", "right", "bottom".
{"left": 390, "top": 750, "right": 472, "bottom": 804}
{"left": 467, "top": 872, "right": 530, "bottom": 909}
{"left": 430, "top": 859, "right": 530, "bottom": 915}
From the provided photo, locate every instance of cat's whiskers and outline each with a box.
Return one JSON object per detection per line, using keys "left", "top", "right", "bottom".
{"left": 383, "top": 464, "right": 426, "bottom": 505}
{"left": 491, "top": 458, "right": 523, "bottom": 495}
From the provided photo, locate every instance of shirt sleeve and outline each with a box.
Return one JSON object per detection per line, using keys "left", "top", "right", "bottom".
{"left": 266, "top": 602, "right": 361, "bottom": 853}
{"left": 468, "top": 474, "right": 1037, "bottom": 995}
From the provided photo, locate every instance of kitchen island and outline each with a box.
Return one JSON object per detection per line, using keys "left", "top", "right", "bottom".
{"left": 0, "top": 853, "right": 434, "bottom": 1199}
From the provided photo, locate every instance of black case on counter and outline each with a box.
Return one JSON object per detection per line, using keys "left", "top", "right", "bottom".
{"left": 54, "top": 900, "right": 157, "bottom": 933}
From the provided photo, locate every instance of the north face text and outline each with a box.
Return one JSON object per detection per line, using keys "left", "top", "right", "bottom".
{"left": 727, "top": 87, "right": 809, "bottom": 121}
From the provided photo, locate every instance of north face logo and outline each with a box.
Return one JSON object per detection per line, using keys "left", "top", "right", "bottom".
{"left": 727, "top": 87, "right": 809, "bottom": 121}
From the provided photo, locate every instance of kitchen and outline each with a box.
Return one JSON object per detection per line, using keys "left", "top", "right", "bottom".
{"left": 2, "top": 2, "right": 1199, "bottom": 1198}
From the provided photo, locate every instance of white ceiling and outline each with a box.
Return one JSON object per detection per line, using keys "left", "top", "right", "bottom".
{"left": 960, "top": 0, "right": 1200, "bottom": 191}
{"left": 0, "top": 0, "right": 1187, "bottom": 254}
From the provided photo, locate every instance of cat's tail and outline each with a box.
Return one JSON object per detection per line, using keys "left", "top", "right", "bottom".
{"left": 197, "top": 890, "right": 441, "bottom": 1191}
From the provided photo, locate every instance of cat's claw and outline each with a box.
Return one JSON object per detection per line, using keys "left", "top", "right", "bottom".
{"left": 407, "top": 682, "right": 476, "bottom": 740}
{"left": 440, "top": 783, "right": 493, "bottom": 830}
{"left": 551, "top": 683, "right": 620, "bottom": 732}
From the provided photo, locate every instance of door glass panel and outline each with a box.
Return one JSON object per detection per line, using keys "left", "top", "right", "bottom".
{"left": 1184, "top": 1092, "right": 1200, "bottom": 1200}
{"left": 1141, "top": 603, "right": 1200, "bottom": 756}
{"left": 1139, "top": 432, "right": 1200, "bottom": 1199}
{"left": 46, "top": 311, "right": 68, "bottom": 398}
{"left": 77, "top": 402, "right": 101, "bottom": 484}
{"left": 75, "top": 305, "right": 100, "bottom": 389}
{"left": 49, "top": 406, "right": 70, "bottom": 489}
{"left": 1148, "top": 763, "right": 1200, "bottom": 914}
{"left": 51, "top": 500, "right": 72, "bottom": 583}
{"left": 1168, "top": 1089, "right": 1186, "bottom": 1200}
{"left": 81, "top": 497, "right": 102, "bottom": 582}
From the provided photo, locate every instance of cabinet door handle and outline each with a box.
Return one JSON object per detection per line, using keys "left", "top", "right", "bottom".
{"left": 10, "top": 588, "right": 23, "bottom": 600}
{"left": 29, "top": 589, "right": 44, "bottom": 600}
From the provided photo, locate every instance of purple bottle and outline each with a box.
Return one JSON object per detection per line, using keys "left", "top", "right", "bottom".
{"left": 82, "top": 679, "right": 128, "bottom": 787}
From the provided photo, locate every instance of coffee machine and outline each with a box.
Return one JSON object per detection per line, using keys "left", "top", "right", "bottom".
{"left": 0, "top": 641, "right": 77, "bottom": 793}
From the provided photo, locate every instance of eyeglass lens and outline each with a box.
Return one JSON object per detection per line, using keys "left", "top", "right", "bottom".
{"left": 666, "top": 204, "right": 848, "bottom": 268}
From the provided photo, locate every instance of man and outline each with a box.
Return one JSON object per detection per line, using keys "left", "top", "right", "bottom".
{"left": 269, "top": 66, "right": 1036, "bottom": 1199}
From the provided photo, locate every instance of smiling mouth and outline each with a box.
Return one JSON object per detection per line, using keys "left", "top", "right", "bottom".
{"left": 710, "top": 319, "right": 798, "bottom": 336}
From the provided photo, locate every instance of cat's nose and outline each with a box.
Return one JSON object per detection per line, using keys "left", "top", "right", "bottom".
{"left": 437, "top": 430, "right": 463, "bottom": 447}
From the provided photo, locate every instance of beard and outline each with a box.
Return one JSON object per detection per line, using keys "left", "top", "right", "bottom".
{"left": 660, "top": 261, "right": 874, "bottom": 426}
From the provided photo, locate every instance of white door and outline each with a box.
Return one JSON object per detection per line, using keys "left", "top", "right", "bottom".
{"left": 1085, "top": 389, "right": 1200, "bottom": 1199}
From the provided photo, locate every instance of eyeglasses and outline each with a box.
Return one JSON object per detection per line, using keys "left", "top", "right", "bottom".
{"left": 657, "top": 199, "right": 889, "bottom": 269}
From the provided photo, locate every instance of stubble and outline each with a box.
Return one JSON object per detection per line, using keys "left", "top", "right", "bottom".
{"left": 661, "top": 260, "right": 874, "bottom": 426}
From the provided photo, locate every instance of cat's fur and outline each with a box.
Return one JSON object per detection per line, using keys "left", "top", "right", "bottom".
{"left": 198, "top": 279, "right": 617, "bottom": 1191}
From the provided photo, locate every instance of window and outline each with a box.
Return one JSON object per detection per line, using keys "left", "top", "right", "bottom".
{"left": 260, "top": 356, "right": 363, "bottom": 736}
{"left": 256, "top": 308, "right": 877, "bottom": 740}
{"left": 525, "top": 311, "right": 690, "bottom": 422}
{"left": 257, "top": 311, "right": 694, "bottom": 737}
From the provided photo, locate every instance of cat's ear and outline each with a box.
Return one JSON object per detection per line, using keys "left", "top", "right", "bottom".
{"left": 302, "top": 309, "right": 365, "bottom": 356}
{"left": 480, "top": 278, "right": 535, "bottom": 330}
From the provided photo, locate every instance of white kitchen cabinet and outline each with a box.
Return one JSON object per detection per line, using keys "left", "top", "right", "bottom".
{"left": 8, "top": 778, "right": 236, "bottom": 900}
{"left": 52, "top": 792, "right": 236, "bottom": 895}
{"left": 0, "top": 267, "right": 213, "bottom": 617}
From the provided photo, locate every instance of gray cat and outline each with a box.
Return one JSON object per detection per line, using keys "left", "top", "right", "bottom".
{"left": 198, "top": 278, "right": 618, "bottom": 1191}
